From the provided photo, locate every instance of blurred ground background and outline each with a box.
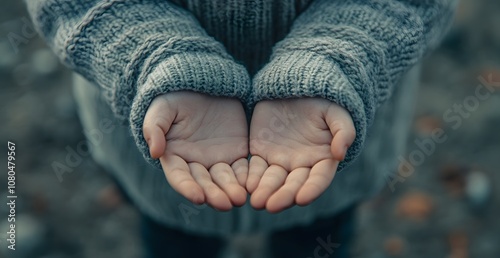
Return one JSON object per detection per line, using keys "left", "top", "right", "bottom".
{"left": 0, "top": 0, "right": 499, "bottom": 258}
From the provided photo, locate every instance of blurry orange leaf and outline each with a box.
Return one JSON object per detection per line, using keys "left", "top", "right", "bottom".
{"left": 396, "top": 191, "right": 434, "bottom": 221}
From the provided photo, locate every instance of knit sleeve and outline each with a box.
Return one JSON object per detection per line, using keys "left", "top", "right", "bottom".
{"left": 251, "top": 0, "right": 457, "bottom": 171}
{"left": 25, "top": 0, "right": 251, "bottom": 169}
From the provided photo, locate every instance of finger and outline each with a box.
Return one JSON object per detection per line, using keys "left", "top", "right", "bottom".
{"left": 246, "top": 156, "right": 269, "bottom": 194}
{"left": 160, "top": 155, "right": 204, "bottom": 205}
{"left": 295, "top": 159, "right": 338, "bottom": 206}
{"left": 325, "top": 107, "right": 356, "bottom": 161}
{"left": 143, "top": 98, "right": 176, "bottom": 159}
{"left": 232, "top": 158, "right": 249, "bottom": 188}
{"left": 190, "top": 163, "right": 232, "bottom": 211}
{"left": 266, "top": 167, "right": 310, "bottom": 213}
{"left": 210, "top": 163, "right": 247, "bottom": 207}
{"left": 250, "top": 165, "right": 288, "bottom": 210}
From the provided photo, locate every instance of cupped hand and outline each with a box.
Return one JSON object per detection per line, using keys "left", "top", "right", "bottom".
{"left": 248, "top": 98, "right": 356, "bottom": 213}
{"left": 143, "top": 91, "right": 249, "bottom": 211}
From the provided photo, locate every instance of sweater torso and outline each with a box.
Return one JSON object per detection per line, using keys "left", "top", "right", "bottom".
{"left": 170, "top": 0, "right": 313, "bottom": 73}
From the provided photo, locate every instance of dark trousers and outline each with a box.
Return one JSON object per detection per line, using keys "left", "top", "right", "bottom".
{"left": 141, "top": 205, "right": 356, "bottom": 258}
{"left": 269, "top": 205, "right": 355, "bottom": 258}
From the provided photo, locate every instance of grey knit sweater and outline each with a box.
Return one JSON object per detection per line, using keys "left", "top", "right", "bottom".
{"left": 27, "top": 0, "right": 456, "bottom": 234}
{"left": 27, "top": 0, "right": 456, "bottom": 170}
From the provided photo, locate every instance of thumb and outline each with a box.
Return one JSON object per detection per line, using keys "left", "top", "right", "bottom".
{"left": 326, "top": 104, "right": 356, "bottom": 161}
{"left": 143, "top": 97, "right": 176, "bottom": 159}
{"left": 330, "top": 129, "right": 356, "bottom": 161}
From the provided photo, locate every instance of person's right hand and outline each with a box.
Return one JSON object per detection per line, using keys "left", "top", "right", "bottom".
{"left": 143, "top": 91, "right": 249, "bottom": 211}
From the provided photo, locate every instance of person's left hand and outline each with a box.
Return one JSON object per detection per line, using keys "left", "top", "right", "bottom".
{"left": 247, "top": 98, "right": 356, "bottom": 213}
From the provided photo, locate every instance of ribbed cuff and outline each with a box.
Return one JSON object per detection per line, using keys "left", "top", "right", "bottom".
{"left": 252, "top": 50, "right": 368, "bottom": 171}
{"left": 130, "top": 52, "right": 251, "bottom": 169}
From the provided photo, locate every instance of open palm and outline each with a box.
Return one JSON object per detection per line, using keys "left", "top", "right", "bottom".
{"left": 143, "top": 91, "right": 248, "bottom": 211}
{"left": 248, "top": 98, "right": 356, "bottom": 213}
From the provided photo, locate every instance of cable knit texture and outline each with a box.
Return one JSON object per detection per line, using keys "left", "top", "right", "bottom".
{"left": 26, "top": 0, "right": 455, "bottom": 173}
